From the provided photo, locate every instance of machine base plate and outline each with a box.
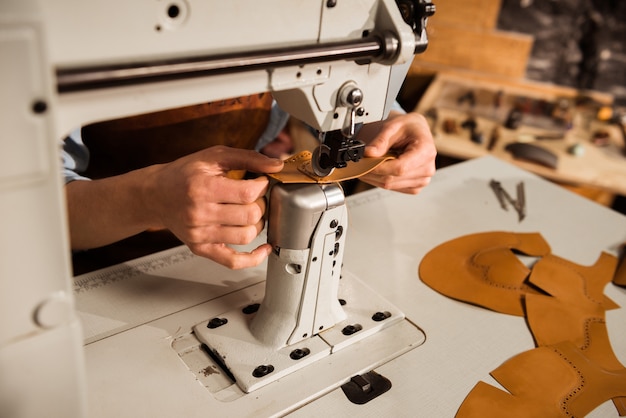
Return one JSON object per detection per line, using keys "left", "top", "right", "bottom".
{"left": 187, "top": 271, "right": 423, "bottom": 394}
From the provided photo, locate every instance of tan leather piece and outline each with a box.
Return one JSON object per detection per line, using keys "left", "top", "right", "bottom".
{"left": 579, "top": 320, "right": 626, "bottom": 415}
{"left": 524, "top": 253, "right": 625, "bottom": 415}
{"left": 419, "top": 231, "right": 626, "bottom": 416}
{"left": 526, "top": 253, "right": 619, "bottom": 350}
{"left": 615, "top": 248, "right": 626, "bottom": 287}
{"left": 456, "top": 342, "right": 626, "bottom": 418}
{"left": 418, "top": 231, "right": 552, "bottom": 316}
{"left": 267, "top": 150, "right": 396, "bottom": 184}
{"left": 616, "top": 397, "right": 626, "bottom": 416}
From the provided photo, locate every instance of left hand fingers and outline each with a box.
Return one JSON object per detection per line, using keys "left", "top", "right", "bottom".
{"left": 358, "top": 112, "right": 436, "bottom": 194}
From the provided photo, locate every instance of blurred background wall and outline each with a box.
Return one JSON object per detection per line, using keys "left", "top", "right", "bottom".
{"left": 498, "top": 0, "right": 626, "bottom": 105}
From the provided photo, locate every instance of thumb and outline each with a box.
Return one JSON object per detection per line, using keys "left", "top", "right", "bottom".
{"left": 364, "top": 136, "right": 389, "bottom": 158}
{"left": 217, "top": 147, "right": 284, "bottom": 174}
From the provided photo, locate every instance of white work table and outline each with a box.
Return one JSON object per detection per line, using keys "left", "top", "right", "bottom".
{"left": 75, "top": 156, "right": 626, "bottom": 417}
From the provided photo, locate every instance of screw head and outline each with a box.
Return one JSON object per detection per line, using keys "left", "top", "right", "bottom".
{"left": 342, "top": 323, "right": 363, "bottom": 335}
{"left": 372, "top": 311, "right": 392, "bottom": 322}
{"left": 207, "top": 317, "right": 228, "bottom": 328}
{"left": 252, "top": 364, "right": 274, "bottom": 378}
{"left": 290, "top": 348, "right": 311, "bottom": 360}
{"left": 32, "top": 100, "right": 47, "bottom": 114}
{"left": 242, "top": 303, "right": 260, "bottom": 314}
{"left": 346, "top": 88, "right": 363, "bottom": 107}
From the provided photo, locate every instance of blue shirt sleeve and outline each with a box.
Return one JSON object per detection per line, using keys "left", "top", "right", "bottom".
{"left": 254, "top": 101, "right": 291, "bottom": 151}
{"left": 62, "top": 127, "right": 91, "bottom": 184}
{"left": 391, "top": 100, "right": 406, "bottom": 114}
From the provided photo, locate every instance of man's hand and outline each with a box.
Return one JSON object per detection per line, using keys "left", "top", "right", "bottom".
{"left": 357, "top": 111, "right": 436, "bottom": 195}
{"left": 66, "top": 146, "right": 284, "bottom": 270}
{"left": 145, "top": 146, "right": 284, "bottom": 269}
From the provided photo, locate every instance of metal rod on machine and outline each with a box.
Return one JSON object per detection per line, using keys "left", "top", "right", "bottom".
{"left": 56, "top": 36, "right": 394, "bottom": 93}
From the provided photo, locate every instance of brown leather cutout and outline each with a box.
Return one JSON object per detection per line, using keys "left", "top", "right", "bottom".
{"left": 615, "top": 248, "right": 626, "bottom": 287}
{"left": 418, "top": 231, "right": 552, "bottom": 316}
{"left": 419, "top": 231, "right": 626, "bottom": 416}
{"left": 456, "top": 342, "right": 626, "bottom": 418}
{"left": 267, "top": 150, "right": 396, "bottom": 184}
{"left": 457, "top": 345, "right": 581, "bottom": 418}
{"left": 526, "top": 253, "right": 619, "bottom": 350}
{"left": 524, "top": 254, "right": 626, "bottom": 415}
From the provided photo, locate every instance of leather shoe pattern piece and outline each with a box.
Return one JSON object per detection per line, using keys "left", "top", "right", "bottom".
{"left": 456, "top": 342, "right": 626, "bottom": 418}
{"left": 419, "top": 231, "right": 551, "bottom": 316}
{"left": 418, "top": 231, "right": 626, "bottom": 417}
{"left": 525, "top": 252, "right": 619, "bottom": 353}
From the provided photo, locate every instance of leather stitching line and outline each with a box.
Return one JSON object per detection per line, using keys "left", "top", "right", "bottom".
{"left": 552, "top": 347, "right": 585, "bottom": 417}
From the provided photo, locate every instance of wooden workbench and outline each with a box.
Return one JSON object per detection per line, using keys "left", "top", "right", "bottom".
{"left": 415, "top": 72, "right": 626, "bottom": 199}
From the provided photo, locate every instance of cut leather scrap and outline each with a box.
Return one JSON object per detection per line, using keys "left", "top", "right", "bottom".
{"left": 418, "top": 231, "right": 552, "bottom": 316}
{"left": 615, "top": 246, "right": 626, "bottom": 287}
{"left": 529, "top": 252, "right": 619, "bottom": 311}
{"left": 527, "top": 299, "right": 624, "bottom": 371}
{"left": 456, "top": 342, "right": 626, "bottom": 418}
{"left": 525, "top": 252, "right": 619, "bottom": 350}
{"left": 423, "top": 231, "right": 626, "bottom": 417}
{"left": 570, "top": 320, "right": 626, "bottom": 415}
{"left": 523, "top": 254, "right": 625, "bottom": 415}
{"left": 267, "top": 150, "right": 395, "bottom": 184}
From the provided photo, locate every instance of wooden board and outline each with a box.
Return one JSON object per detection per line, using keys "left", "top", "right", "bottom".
{"left": 430, "top": 0, "right": 503, "bottom": 30}
{"left": 416, "top": 26, "right": 533, "bottom": 79}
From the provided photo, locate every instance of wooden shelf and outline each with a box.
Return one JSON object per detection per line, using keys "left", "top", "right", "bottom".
{"left": 415, "top": 72, "right": 626, "bottom": 199}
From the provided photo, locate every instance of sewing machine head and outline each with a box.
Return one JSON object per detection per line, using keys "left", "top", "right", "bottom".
{"left": 51, "top": 0, "right": 434, "bottom": 169}
{"left": 268, "top": 0, "right": 436, "bottom": 176}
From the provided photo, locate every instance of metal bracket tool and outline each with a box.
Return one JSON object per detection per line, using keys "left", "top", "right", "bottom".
{"left": 489, "top": 179, "right": 526, "bottom": 222}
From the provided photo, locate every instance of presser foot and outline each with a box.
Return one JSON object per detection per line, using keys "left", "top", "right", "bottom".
{"left": 191, "top": 270, "right": 417, "bottom": 394}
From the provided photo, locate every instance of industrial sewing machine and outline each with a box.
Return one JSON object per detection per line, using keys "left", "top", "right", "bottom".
{"left": 1, "top": 0, "right": 433, "bottom": 415}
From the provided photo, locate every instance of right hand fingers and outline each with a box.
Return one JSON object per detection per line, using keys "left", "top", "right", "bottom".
{"left": 190, "top": 242, "right": 274, "bottom": 270}
{"left": 201, "top": 175, "right": 270, "bottom": 205}
{"left": 149, "top": 146, "right": 285, "bottom": 269}
{"left": 183, "top": 216, "right": 266, "bottom": 248}
{"left": 198, "top": 196, "right": 267, "bottom": 226}
{"left": 186, "top": 217, "right": 271, "bottom": 270}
